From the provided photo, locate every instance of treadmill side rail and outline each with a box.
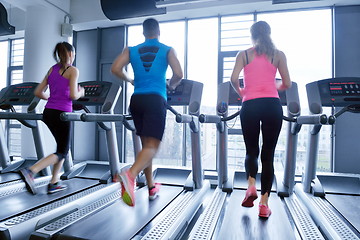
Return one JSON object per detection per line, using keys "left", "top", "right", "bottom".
{"left": 141, "top": 181, "right": 210, "bottom": 240}
{"left": 0, "top": 183, "right": 118, "bottom": 240}
{"left": 295, "top": 184, "right": 359, "bottom": 240}
{"left": 187, "top": 188, "right": 227, "bottom": 240}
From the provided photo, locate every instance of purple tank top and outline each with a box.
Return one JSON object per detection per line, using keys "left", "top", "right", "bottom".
{"left": 45, "top": 64, "right": 72, "bottom": 112}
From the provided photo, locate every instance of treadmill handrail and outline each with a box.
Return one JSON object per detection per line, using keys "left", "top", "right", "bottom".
{"left": 167, "top": 104, "right": 195, "bottom": 124}
{"left": 60, "top": 112, "right": 83, "bottom": 121}
{"left": 80, "top": 113, "right": 124, "bottom": 131}
{"left": 199, "top": 114, "right": 221, "bottom": 123}
{"left": 176, "top": 113, "right": 193, "bottom": 123}
{"left": 199, "top": 110, "right": 240, "bottom": 124}
{"left": 296, "top": 114, "right": 328, "bottom": 125}
{"left": 80, "top": 113, "right": 124, "bottom": 122}
{"left": 0, "top": 112, "right": 43, "bottom": 121}
{"left": 0, "top": 112, "right": 43, "bottom": 128}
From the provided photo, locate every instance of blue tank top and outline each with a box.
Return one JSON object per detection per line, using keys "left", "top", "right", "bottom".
{"left": 129, "top": 38, "right": 171, "bottom": 100}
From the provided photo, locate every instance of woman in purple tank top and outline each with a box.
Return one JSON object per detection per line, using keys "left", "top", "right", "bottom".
{"left": 20, "top": 42, "right": 84, "bottom": 195}
{"left": 231, "top": 21, "right": 292, "bottom": 218}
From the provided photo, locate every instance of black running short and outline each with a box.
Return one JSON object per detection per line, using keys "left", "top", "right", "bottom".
{"left": 129, "top": 94, "right": 167, "bottom": 141}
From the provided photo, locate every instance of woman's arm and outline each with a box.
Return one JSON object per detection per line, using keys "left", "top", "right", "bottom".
{"left": 68, "top": 67, "right": 85, "bottom": 100}
{"left": 230, "top": 51, "right": 246, "bottom": 97}
{"left": 34, "top": 69, "right": 51, "bottom": 100}
{"left": 277, "top": 51, "right": 292, "bottom": 91}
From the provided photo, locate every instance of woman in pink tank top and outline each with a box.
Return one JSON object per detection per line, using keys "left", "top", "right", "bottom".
{"left": 230, "top": 21, "right": 292, "bottom": 218}
{"left": 20, "top": 42, "right": 85, "bottom": 195}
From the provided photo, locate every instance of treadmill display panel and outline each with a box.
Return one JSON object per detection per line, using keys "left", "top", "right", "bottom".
{"left": 75, "top": 81, "right": 112, "bottom": 106}
{"left": 329, "top": 82, "right": 360, "bottom": 96}
{"left": 167, "top": 79, "right": 195, "bottom": 106}
{"left": 228, "top": 85, "right": 242, "bottom": 106}
{"left": 0, "top": 82, "right": 38, "bottom": 108}
{"left": 83, "top": 84, "right": 103, "bottom": 97}
{"left": 307, "top": 77, "right": 360, "bottom": 107}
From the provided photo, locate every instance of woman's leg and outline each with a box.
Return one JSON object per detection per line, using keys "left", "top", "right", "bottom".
{"left": 259, "top": 99, "right": 283, "bottom": 206}
{"left": 240, "top": 101, "right": 261, "bottom": 187}
{"left": 43, "top": 108, "right": 71, "bottom": 184}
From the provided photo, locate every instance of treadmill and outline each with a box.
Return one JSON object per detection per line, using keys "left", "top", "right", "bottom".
{"left": 295, "top": 77, "right": 360, "bottom": 240}
{"left": 59, "top": 80, "right": 122, "bottom": 183}
{"left": 31, "top": 79, "right": 210, "bottom": 240}
{"left": 0, "top": 82, "right": 51, "bottom": 186}
{"left": 189, "top": 80, "right": 327, "bottom": 239}
{"left": 0, "top": 81, "right": 123, "bottom": 240}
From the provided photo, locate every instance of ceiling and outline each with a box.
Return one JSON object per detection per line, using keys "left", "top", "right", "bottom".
{"left": 1, "top": 0, "right": 360, "bottom": 32}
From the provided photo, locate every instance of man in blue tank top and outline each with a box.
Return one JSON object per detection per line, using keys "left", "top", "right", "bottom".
{"left": 111, "top": 18, "right": 183, "bottom": 206}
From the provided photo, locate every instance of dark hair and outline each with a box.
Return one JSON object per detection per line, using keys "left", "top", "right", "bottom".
{"left": 143, "top": 18, "right": 160, "bottom": 38}
{"left": 250, "top": 21, "right": 275, "bottom": 57}
{"left": 53, "top": 42, "right": 74, "bottom": 66}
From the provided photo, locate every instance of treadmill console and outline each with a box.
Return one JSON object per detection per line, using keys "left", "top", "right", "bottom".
{"left": 0, "top": 82, "right": 39, "bottom": 110}
{"left": 307, "top": 77, "right": 360, "bottom": 107}
{"left": 74, "top": 81, "right": 121, "bottom": 113}
{"left": 167, "top": 79, "right": 203, "bottom": 115}
{"left": 228, "top": 84, "right": 242, "bottom": 106}
{"left": 75, "top": 81, "right": 112, "bottom": 106}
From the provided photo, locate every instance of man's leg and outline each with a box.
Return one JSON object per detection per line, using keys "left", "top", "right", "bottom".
{"left": 143, "top": 163, "right": 153, "bottom": 188}
{"left": 129, "top": 136, "right": 160, "bottom": 179}
{"left": 120, "top": 136, "right": 160, "bottom": 206}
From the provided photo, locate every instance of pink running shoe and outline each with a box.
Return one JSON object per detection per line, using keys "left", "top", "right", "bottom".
{"left": 259, "top": 204, "right": 272, "bottom": 218}
{"left": 149, "top": 183, "right": 161, "bottom": 200}
{"left": 241, "top": 185, "right": 258, "bottom": 207}
{"left": 119, "top": 170, "right": 136, "bottom": 206}
{"left": 113, "top": 174, "right": 126, "bottom": 197}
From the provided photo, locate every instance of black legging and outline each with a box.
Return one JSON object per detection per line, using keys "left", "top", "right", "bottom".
{"left": 42, "top": 108, "right": 71, "bottom": 161}
{"left": 240, "top": 98, "right": 283, "bottom": 196}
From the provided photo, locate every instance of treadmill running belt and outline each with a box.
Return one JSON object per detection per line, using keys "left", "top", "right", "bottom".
{"left": 217, "top": 190, "right": 296, "bottom": 240}
{"left": 0, "top": 172, "right": 22, "bottom": 185}
{"left": 326, "top": 194, "right": 360, "bottom": 232}
{"left": 0, "top": 178, "right": 98, "bottom": 220}
{"left": 57, "top": 185, "right": 183, "bottom": 240}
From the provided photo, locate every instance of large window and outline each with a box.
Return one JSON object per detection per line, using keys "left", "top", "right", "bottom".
{"left": 220, "top": 15, "right": 253, "bottom": 170}
{"left": 187, "top": 18, "right": 218, "bottom": 168}
{"left": 0, "top": 41, "right": 9, "bottom": 161}
{"left": 126, "top": 19, "right": 219, "bottom": 169}
{"left": 5, "top": 39, "right": 25, "bottom": 157}
{"left": 123, "top": 9, "right": 333, "bottom": 173}
{"left": 126, "top": 22, "right": 187, "bottom": 166}
{"left": 258, "top": 9, "right": 333, "bottom": 173}
{"left": 218, "top": 9, "right": 332, "bottom": 173}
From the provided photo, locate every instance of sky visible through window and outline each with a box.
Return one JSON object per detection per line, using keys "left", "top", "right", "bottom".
{"left": 258, "top": 9, "right": 332, "bottom": 111}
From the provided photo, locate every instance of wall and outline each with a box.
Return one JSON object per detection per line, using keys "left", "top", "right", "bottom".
{"left": 21, "top": 3, "right": 70, "bottom": 159}
{"left": 333, "top": 5, "right": 360, "bottom": 174}
{"left": 72, "top": 26, "right": 125, "bottom": 161}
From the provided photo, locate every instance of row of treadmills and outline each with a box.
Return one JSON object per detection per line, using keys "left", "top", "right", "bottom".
{"left": 0, "top": 77, "right": 359, "bottom": 240}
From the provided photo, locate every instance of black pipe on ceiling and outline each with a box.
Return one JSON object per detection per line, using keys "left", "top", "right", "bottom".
{"left": 0, "top": 3, "right": 15, "bottom": 36}
{"left": 273, "top": 0, "right": 321, "bottom": 4}
{"left": 100, "top": 0, "right": 166, "bottom": 21}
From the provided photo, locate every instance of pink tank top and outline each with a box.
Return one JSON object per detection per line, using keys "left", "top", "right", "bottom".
{"left": 45, "top": 64, "right": 72, "bottom": 112}
{"left": 242, "top": 51, "right": 279, "bottom": 102}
